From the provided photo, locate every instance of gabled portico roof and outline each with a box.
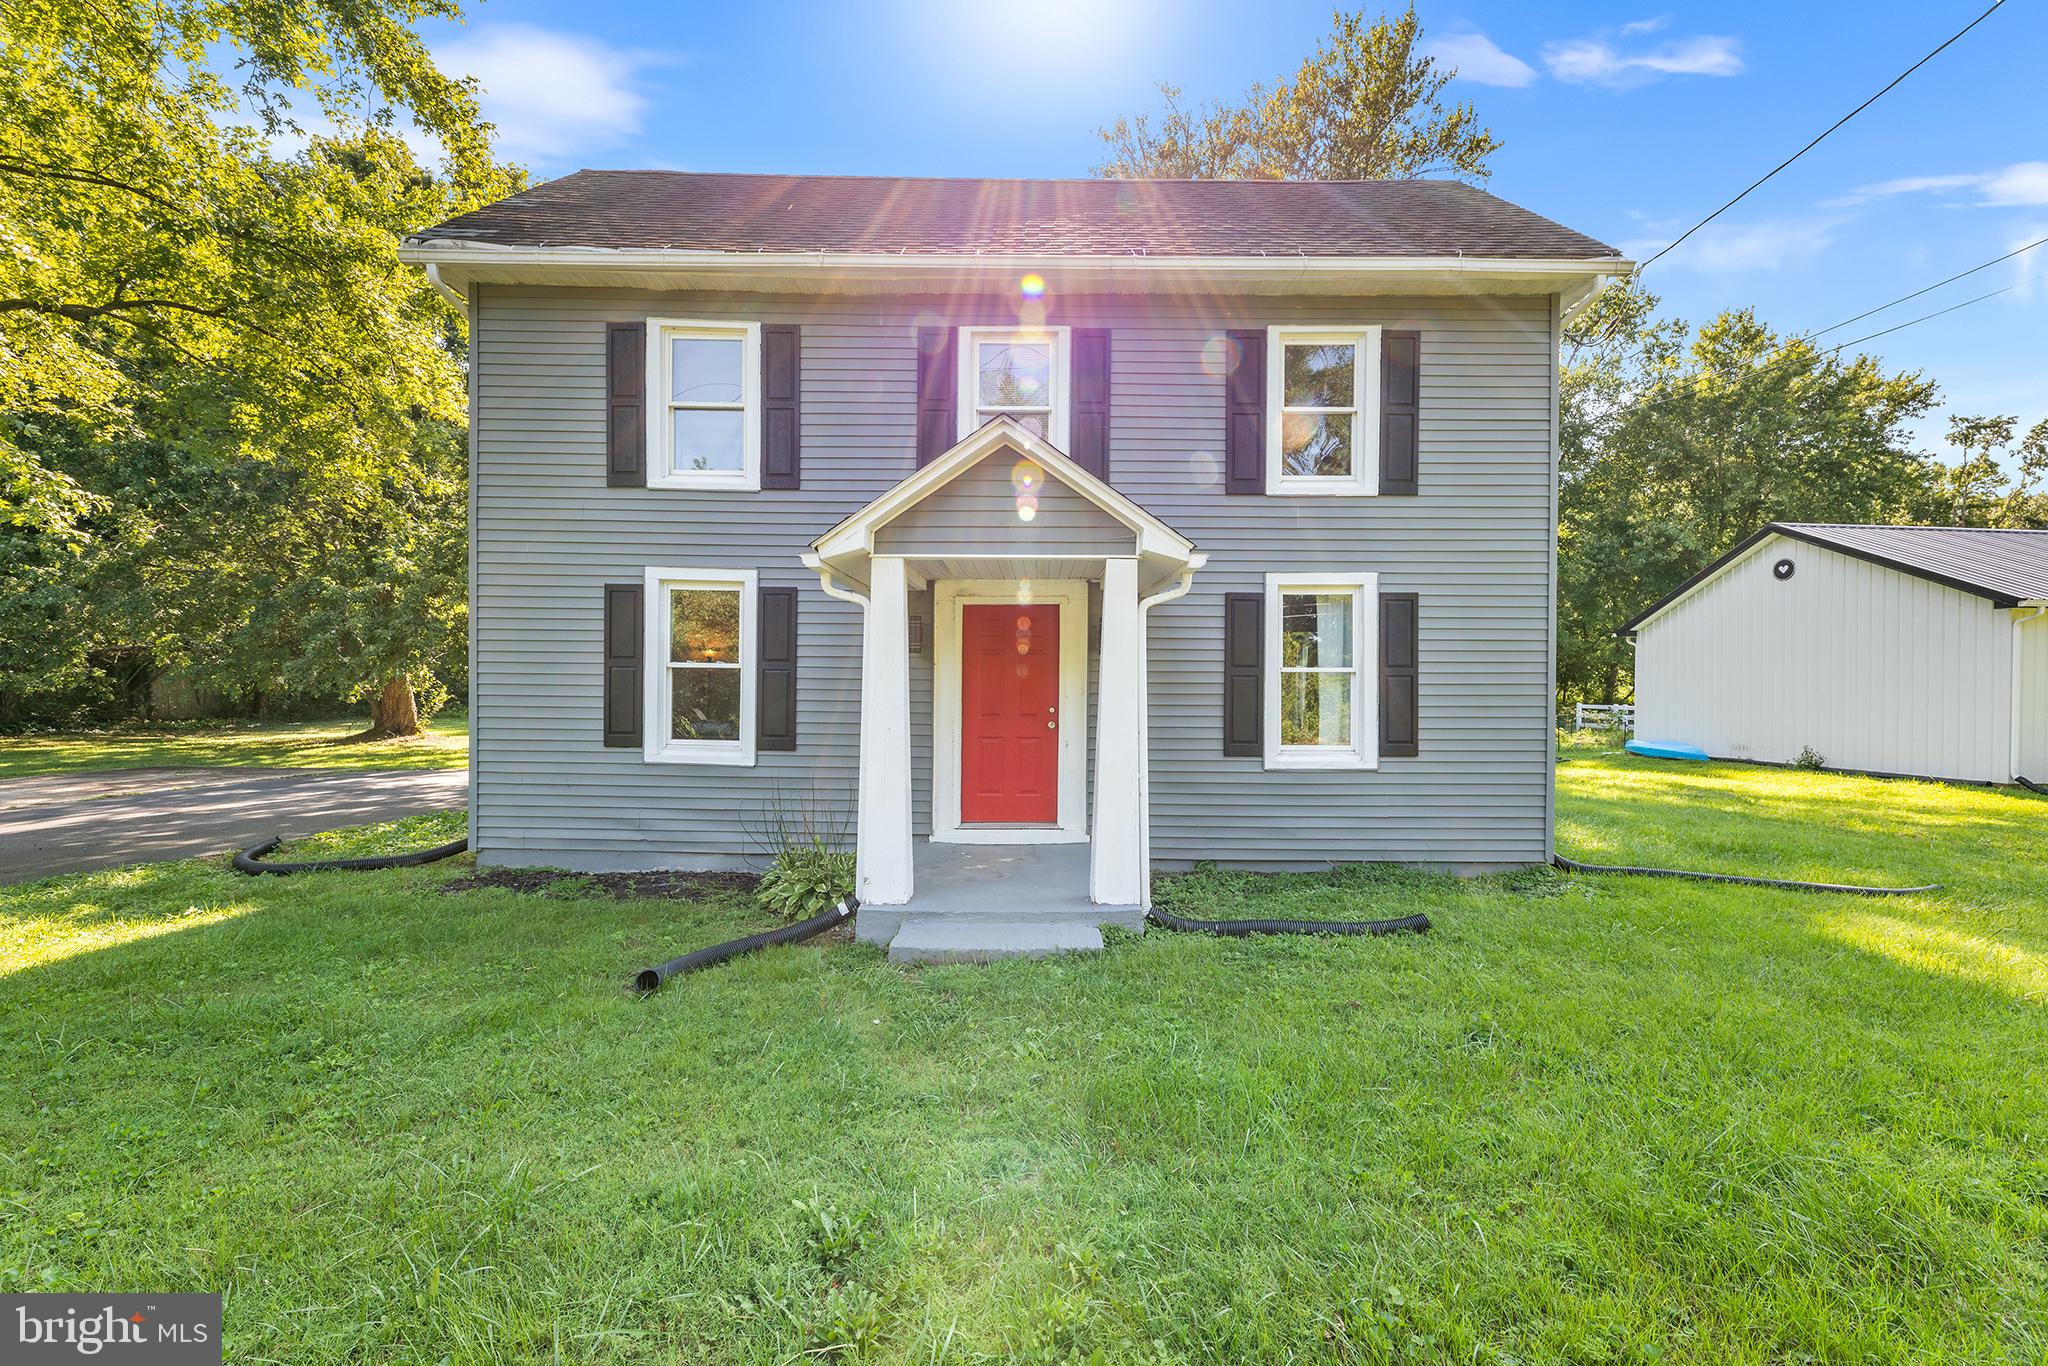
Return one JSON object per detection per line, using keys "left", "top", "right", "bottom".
{"left": 809, "top": 417, "right": 1197, "bottom": 570}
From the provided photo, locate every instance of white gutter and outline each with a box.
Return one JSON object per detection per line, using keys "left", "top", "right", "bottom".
{"left": 422, "top": 262, "right": 464, "bottom": 307}
{"left": 397, "top": 242, "right": 1633, "bottom": 300}
{"left": 1559, "top": 272, "right": 1623, "bottom": 325}
{"left": 2012, "top": 602, "right": 2046, "bottom": 782}
{"left": 398, "top": 241, "right": 1630, "bottom": 278}
{"left": 801, "top": 552, "right": 869, "bottom": 609}
{"left": 1132, "top": 553, "right": 1208, "bottom": 893}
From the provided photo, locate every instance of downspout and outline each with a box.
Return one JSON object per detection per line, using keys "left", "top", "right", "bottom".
{"left": 1134, "top": 555, "right": 1206, "bottom": 890}
{"left": 424, "top": 263, "right": 464, "bottom": 307}
{"left": 2012, "top": 601, "right": 2046, "bottom": 783}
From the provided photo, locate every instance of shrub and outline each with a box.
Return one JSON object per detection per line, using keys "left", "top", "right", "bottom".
{"left": 1794, "top": 745, "right": 1827, "bottom": 771}
{"left": 757, "top": 843, "right": 856, "bottom": 920}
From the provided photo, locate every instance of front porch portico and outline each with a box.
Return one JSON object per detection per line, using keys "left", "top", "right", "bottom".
{"left": 803, "top": 418, "right": 1204, "bottom": 955}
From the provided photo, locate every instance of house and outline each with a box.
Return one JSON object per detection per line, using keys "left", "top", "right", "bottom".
{"left": 1623, "top": 523, "right": 2048, "bottom": 784}
{"left": 399, "top": 172, "right": 1626, "bottom": 957}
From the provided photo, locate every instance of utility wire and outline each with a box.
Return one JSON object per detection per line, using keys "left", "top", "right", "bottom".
{"left": 1826, "top": 284, "right": 2012, "bottom": 351}
{"left": 1813, "top": 233, "right": 2048, "bottom": 336}
{"left": 1638, "top": 0, "right": 2009, "bottom": 271}
{"left": 1596, "top": 284, "right": 2011, "bottom": 423}
{"left": 1582, "top": 234, "right": 2044, "bottom": 421}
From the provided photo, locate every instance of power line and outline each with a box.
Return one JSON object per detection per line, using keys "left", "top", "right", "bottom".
{"left": 1582, "top": 231, "right": 2043, "bottom": 421}
{"left": 1638, "top": 0, "right": 2009, "bottom": 272}
{"left": 1813, "top": 233, "right": 2048, "bottom": 337}
{"left": 1828, "top": 284, "right": 2013, "bottom": 351}
{"left": 1595, "top": 284, "right": 2012, "bottom": 423}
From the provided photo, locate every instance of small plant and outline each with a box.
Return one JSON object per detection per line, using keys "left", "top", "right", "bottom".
{"left": 808, "top": 1283, "right": 887, "bottom": 1359}
{"left": 1794, "top": 745, "right": 1827, "bottom": 771}
{"left": 749, "top": 783, "right": 856, "bottom": 918}
{"left": 793, "top": 1195, "right": 867, "bottom": 1268}
{"left": 758, "top": 844, "right": 856, "bottom": 920}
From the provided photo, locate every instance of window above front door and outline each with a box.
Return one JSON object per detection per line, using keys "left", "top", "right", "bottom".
{"left": 958, "top": 326, "right": 1071, "bottom": 449}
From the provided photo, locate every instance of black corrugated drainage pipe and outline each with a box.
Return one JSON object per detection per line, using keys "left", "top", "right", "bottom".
{"left": 1146, "top": 908, "right": 1431, "bottom": 937}
{"left": 2017, "top": 776, "right": 2047, "bottom": 797}
{"left": 234, "top": 834, "right": 469, "bottom": 875}
{"left": 635, "top": 895, "right": 859, "bottom": 993}
{"left": 1552, "top": 854, "right": 1938, "bottom": 897}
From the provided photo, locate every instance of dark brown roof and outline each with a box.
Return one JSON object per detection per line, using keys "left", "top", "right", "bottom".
{"left": 1624, "top": 523, "right": 2048, "bottom": 634}
{"left": 407, "top": 171, "right": 1620, "bottom": 260}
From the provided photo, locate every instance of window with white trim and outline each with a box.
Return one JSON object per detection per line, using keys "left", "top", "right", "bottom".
{"left": 1264, "top": 572, "right": 1377, "bottom": 770}
{"left": 1266, "top": 326, "right": 1380, "bottom": 496}
{"left": 644, "top": 566, "right": 756, "bottom": 765}
{"left": 647, "top": 319, "right": 760, "bottom": 489}
{"left": 959, "top": 326, "right": 1070, "bottom": 448}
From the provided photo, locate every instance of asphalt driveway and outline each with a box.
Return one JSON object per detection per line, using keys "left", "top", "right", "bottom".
{"left": 0, "top": 766, "right": 468, "bottom": 883}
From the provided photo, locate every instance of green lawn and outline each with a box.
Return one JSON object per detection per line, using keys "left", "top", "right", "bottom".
{"left": 0, "top": 710, "right": 469, "bottom": 779}
{"left": 1, "top": 753, "right": 2042, "bottom": 1363}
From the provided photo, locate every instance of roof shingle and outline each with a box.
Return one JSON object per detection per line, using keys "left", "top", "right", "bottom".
{"left": 408, "top": 171, "right": 1620, "bottom": 260}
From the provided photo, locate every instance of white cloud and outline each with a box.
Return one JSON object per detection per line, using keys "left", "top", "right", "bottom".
{"left": 436, "top": 24, "right": 664, "bottom": 163}
{"left": 1982, "top": 162, "right": 2048, "bottom": 207}
{"left": 1423, "top": 31, "right": 1539, "bottom": 88}
{"left": 1834, "top": 161, "right": 2048, "bottom": 209}
{"left": 1619, "top": 16, "right": 1671, "bottom": 36}
{"left": 1620, "top": 215, "right": 1843, "bottom": 274}
{"left": 1543, "top": 27, "right": 1743, "bottom": 89}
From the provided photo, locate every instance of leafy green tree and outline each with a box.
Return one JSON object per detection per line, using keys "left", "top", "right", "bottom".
{"left": 0, "top": 0, "right": 515, "bottom": 731}
{"left": 1558, "top": 285, "right": 1941, "bottom": 709}
{"left": 1911, "top": 414, "right": 2048, "bottom": 528}
{"left": 1094, "top": 7, "right": 1499, "bottom": 181}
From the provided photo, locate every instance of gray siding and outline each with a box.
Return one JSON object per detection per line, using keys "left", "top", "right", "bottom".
{"left": 874, "top": 462, "right": 1134, "bottom": 556}
{"left": 471, "top": 288, "right": 1556, "bottom": 871}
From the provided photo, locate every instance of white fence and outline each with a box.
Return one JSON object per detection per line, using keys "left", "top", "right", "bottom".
{"left": 1573, "top": 703, "right": 1635, "bottom": 733}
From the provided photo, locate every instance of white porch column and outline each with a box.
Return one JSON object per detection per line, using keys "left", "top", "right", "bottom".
{"left": 1091, "top": 557, "right": 1146, "bottom": 905}
{"left": 857, "top": 555, "right": 915, "bottom": 905}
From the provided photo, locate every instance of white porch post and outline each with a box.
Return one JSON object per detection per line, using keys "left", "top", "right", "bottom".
{"left": 1091, "top": 557, "right": 1146, "bottom": 905}
{"left": 857, "top": 555, "right": 915, "bottom": 904}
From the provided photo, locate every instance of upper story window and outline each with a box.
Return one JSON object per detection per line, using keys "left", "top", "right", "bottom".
{"left": 1264, "top": 571, "right": 1377, "bottom": 770}
{"left": 644, "top": 566, "right": 757, "bottom": 765}
{"left": 959, "top": 326, "right": 1070, "bottom": 449}
{"left": 648, "top": 319, "right": 760, "bottom": 490}
{"left": 1266, "top": 326, "right": 1380, "bottom": 496}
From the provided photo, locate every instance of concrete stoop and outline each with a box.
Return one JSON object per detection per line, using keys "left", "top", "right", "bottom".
{"left": 886, "top": 915, "right": 1106, "bottom": 964}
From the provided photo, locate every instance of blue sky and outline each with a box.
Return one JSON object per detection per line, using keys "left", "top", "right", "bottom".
{"left": 417, "top": 0, "right": 2045, "bottom": 454}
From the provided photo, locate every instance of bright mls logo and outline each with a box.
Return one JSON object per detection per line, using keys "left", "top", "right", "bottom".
{"left": 4, "top": 1295, "right": 221, "bottom": 1363}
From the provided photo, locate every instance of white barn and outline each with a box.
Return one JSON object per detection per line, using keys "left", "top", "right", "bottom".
{"left": 1625, "top": 523, "right": 2048, "bottom": 784}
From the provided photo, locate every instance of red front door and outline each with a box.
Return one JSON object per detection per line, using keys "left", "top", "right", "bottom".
{"left": 960, "top": 604, "right": 1060, "bottom": 824}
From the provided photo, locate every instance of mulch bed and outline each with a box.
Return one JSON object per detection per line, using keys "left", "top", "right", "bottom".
{"left": 441, "top": 867, "right": 760, "bottom": 901}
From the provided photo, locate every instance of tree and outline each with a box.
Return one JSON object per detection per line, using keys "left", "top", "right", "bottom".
{"left": 1911, "top": 415, "right": 2048, "bottom": 528}
{"left": 1557, "top": 284, "right": 1942, "bottom": 710}
{"left": 0, "top": 0, "right": 516, "bottom": 732}
{"left": 1093, "top": 7, "right": 1499, "bottom": 181}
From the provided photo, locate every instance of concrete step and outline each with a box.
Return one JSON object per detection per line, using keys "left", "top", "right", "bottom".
{"left": 886, "top": 915, "right": 1105, "bottom": 965}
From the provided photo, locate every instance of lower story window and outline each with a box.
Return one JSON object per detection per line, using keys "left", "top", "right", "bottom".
{"left": 645, "top": 566, "right": 756, "bottom": 765}
{"left": 1264, "top": 572, "right": 1377, "bottom": 770}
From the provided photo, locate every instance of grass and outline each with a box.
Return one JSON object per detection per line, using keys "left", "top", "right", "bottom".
{"left": 1, "top": 752, "right": 2043, "bottom": 1362}
{"left": 0, "top": 709, "right": 469, "bottom": 779}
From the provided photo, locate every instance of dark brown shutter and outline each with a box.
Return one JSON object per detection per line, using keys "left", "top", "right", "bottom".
{"left": 1223, "top": 592, "right": 1263, "bottom": 756}
{"left": 757, "top": 586, "right": 797, "bottom": 752}
{"left": 915, "top": 326, "right": 957, "bottom": 466}
{"left": 1379, "top": 592, "right": 1418, "bottom": 758}
{"left": 602, "top": 582, "right": 644, "bottom": 748}
{"left": 1380, "top": 330, "right": 1419, "bottom": 496}
{"left": 1225, "top": 329, "right": 1264, "bottom": 494}
{"left": 1071, "top": 328, "right": 1111, "bottom": 479}
{"left": 761, "top": 324, "right": 801, "bottom": 489}
{"left": 606, "top": 322, "right": 646, "bottom": 487}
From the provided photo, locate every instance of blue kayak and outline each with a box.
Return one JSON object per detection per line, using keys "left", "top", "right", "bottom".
{"left": 1625, "top": 739, "right": 1710, "bottom": 762}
